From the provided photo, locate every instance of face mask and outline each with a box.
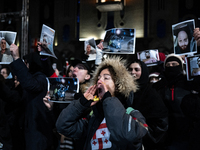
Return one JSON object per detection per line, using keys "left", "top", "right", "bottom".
{"left": 150, "top": 80, "right": 158, "bottom": 83}
{"left": 164, "top": 65, "right": 183, "bottom": 80}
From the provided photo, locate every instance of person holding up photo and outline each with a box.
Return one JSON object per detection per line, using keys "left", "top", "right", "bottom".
{"left": 9, "top": 44, "right": 57, "bottom": 150}
{"left": 154, "top": 54, "right": 193, "bottom": 150}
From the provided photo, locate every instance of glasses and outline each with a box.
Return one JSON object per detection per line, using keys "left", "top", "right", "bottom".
{"left": 98, "top": 74, "right": 112, "bottom": 80}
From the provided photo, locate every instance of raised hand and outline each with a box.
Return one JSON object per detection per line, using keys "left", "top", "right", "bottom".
{"left": 10, "top": 44, "right": 20, "bottom": 60}
{"left": 84, "top": 85, "right": 98, "bottom": 106}
{"left": 193, "top": 28, "right": 200, "bottom": 47}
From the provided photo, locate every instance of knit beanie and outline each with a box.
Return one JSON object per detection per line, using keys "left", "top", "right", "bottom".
{"left": 164, "top": 53, "right": 183, "bottom": 69}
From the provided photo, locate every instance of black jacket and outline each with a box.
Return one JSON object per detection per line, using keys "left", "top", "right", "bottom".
{"left": 130, "top": 60, "right": 168, "bottom": 149}
{"left": 157, "top": 74, "right": 192, "bottom": 144}
{"left": 10, "top": 58, "right": 55, "bottom": 150}
{"left": 56, "top": 92, "right": 148, "bottom": 150}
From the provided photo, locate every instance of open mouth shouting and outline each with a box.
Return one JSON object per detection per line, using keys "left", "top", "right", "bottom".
{"left": 72, "top": 73, "right": 77, "bottom": 78}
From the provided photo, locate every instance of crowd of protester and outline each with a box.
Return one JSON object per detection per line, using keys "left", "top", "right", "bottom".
{"left": 1, "top": 27, "right": 200, "bottom": 150}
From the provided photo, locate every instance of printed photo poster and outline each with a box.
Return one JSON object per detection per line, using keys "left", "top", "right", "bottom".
{"left": 0, "top": 31, "right": 17, "bottom": 64}
{"left": 137, "top": 49, "right": 160, "bottom": 67}
{"left": 172, "top": 19, "right": 197, "bottom": 56}
{"left": 185, "top": 54, "right": 200, "bottom": 81}
{"left": 102, "top": 28, "right": 136, "bottom": 54}
{"left": 84, "top": 38, "right": 97, "bottom": 61}
{"left": 39, "top": 24, "right": 57, "bottom": 59}
{"left": 47, "top": 77, "right": 79, "bottom": 103}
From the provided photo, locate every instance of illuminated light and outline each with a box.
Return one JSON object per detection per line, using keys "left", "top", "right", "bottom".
{"left": 100, "top": 32, "right": 106, "bottom": 40}
{"left": 17, "top": 40, "right": 20, "bottom": 47}
{"left": 79, "top": 36, "right": 98, "bottom": 41}
{"left": 116, "top": 29, "right": 121, "bottom": 35}
{"left": 54, "top": 38, "right": 58, "bottom": 46}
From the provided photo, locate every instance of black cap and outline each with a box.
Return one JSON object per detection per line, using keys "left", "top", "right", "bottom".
{"left": 70, "top": 58, "right": 91, "bottom": 73}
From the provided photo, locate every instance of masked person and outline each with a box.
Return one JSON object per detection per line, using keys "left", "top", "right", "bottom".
{"left": 155, "top": 53, "right": 192, "bottom": 150}
{"left": 55, "top": 56, "right": 148, "bottom": 150}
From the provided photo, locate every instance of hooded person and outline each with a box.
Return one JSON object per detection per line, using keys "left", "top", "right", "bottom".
{"left": 56, "top": 56, "right": 148, "bottom": 150}
{"left": 155, "top": 53, "right": 192, "bottom": 150}
{"left": 127, "top": 59, "right": 168, "bottom": 149}
{"left": 9, "top": 44, "right": 58, "bottom": 150}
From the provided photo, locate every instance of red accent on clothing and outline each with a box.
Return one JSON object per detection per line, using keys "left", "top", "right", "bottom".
{"left": 93, "top": 123, "right": 107, "bottom": 139}
{"left": 159, "top": 52, "right": 166, "bottom": 62}
{"left": 170, "top": 85, "right": 174, "bottom": 101}
{"left": 101, "top": 130, "right": 106, "bottom": 136}
{"left": 98, "top": 138, "right": 103, "bottom": 149}
{"left": 133, "top": 117, "right": 137, "bottom": 120}
{"left": 50, "top": 72, "right": 58, "bottom": 77}
{"left": 93, "top": 133, "right": 96, "bottom": 140}
{"left": 92, "top": 140, "right": 97, "bottom": 145}
{"left": 143, "top": 124, "right": 148, "bottom": 127}
{"left": 98, "top": 123, "right": 107, "bottom": 129}
{"left": 104, "top": 139, "right": 108, "bottom": 144}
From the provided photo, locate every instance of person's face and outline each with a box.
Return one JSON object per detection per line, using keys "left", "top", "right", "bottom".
{"left": 72, "top": 64, "right": 90, "bottom": 83}
{"left": 68, "top": 66, "right": 74, "bottom": 77}
{"left": 97, "top": 68, "right": 115, "bottom": 99}
{"left": 149, "top": 77, "right": 159, "bottom": 83}
{"left": 1, "top": 39, "right": 6, "bottom": 50}
{"left": 1, "top": 68, "right": 8, "bottom": 79}
{"left": 145, "top": 51, "right": 150, "bottom": 59}
{"left": 86, "top": 45, "right": 91, "bottom": 53}
{"left": 43, "top": 36, "right": 48, "bottom": 48}
{"left": 165, "top": 61, "right": 180, "bottom": 67}
{"left": 177, "top": 31, "right": 189, "bottom": 50}
{"left": 128, "top": 63, "right": 142, "bottom": 80}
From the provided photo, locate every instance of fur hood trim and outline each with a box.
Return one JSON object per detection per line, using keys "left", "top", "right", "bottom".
{"left": 90, "top": 56, "right": 138, "bottom": 98}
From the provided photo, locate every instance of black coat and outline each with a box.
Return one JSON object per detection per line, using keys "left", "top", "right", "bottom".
{"left": 10, "top": 58, "right": 55, "bottom": 150}
{"left": 56, "top": 93, "right": 148, "bottom": 150}
{"left": 156, "top": 73, "right": 192, "bottom": 147}
{"left": 0, "top": 75, "right": 24, "bottom": 150}
{"left": 129, "top": 60, "right": 168, "bottom": 149}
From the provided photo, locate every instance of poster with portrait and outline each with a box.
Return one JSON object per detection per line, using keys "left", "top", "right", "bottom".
{"left": 84, "top": 38, "right": 97, "bottom": 61}
{"left": 185, "top": 54, "right": 200, "bottom": 81}
{"left": 39, "top": 24, "right": 57, "bottom": 59}
{"left": 0, "top": 31, "right": 17, "bottom": 64}
{"left": 47, "top": 77, "right": 79, "bottom": 103}
{"left": 172, "top": 19, "right": 197, "bottom": 56}
{"left": 102, "top": 28, "right": 136, "bottom": 54}
{"left": 137, "top": 49, "right": 160, "bottom": 67}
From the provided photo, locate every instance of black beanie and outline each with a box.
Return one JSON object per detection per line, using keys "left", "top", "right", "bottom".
{"left": 164, "top": 54, "right": 183, "bottom": 69}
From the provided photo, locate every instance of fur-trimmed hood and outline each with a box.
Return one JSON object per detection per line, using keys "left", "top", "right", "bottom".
{"left": 90, "top": 56, "right": 138, "bottom": 98}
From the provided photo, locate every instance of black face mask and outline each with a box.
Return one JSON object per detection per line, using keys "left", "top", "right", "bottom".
{"left": 164, "top": 65, "right": 183, "bottom": 81}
